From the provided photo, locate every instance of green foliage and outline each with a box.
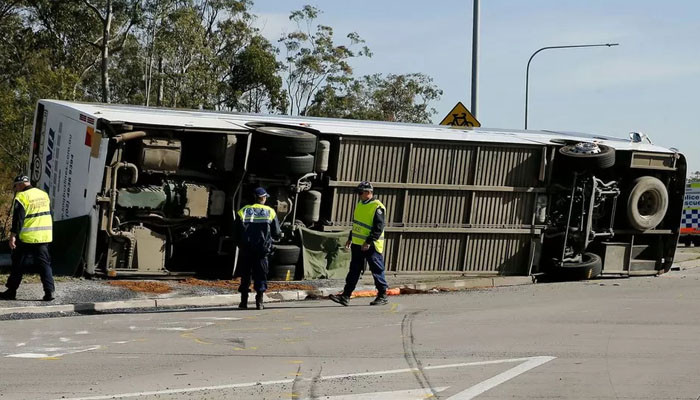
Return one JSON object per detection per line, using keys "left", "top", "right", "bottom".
{"left": 308, "top": 73, "right": 443, "bottom": 123}
{"left": 0, "top": 2, "right": 444, "bottom": 215}
{"left": 279, "top": 5, "right": 371, "bottom": 116}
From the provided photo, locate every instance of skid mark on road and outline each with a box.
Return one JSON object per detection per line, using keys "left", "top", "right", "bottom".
{"left": 401, "top": 311, "right": 438, "bottom": 398}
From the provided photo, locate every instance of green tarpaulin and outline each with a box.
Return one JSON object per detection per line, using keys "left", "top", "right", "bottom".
{"left": 0, "top": 215, "right": 88, "bottom": 276}
{"left": 299, "top": 227, "right": 351, "bottom": 279}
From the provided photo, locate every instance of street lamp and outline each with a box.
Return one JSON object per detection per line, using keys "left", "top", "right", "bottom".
{"left": 524, "top": 43, "right": 619, "bottom": 129}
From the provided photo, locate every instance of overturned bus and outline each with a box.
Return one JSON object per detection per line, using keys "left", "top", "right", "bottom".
{"left": 27, "top": 100, "right": 686, "bottom": 280}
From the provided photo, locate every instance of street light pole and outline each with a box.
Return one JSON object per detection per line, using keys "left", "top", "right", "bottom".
{"left": 471, "top": 0, "right": 480, "bottom": 118}
{"left": 524, "top": 43, "right": 619, "bottom": 129}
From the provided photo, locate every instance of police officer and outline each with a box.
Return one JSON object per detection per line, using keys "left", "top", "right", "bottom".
{"left": 329, "top": 181, "right": 389, "bottom": 306}
{"left": 236, "top": 187, "right": 281, "bottom": 310}
{"left": 0, "top": 176, "right": 55, "bottom": 301}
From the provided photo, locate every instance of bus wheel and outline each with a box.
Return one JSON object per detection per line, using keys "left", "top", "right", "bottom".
{"left": 255, "top": 126, "right": 317, "bottom": 154}
{"left": 627, "top": 176, "right": 668, "bottom": 231}
{"left": 284, "top": 154, "right": 315, "bottom": 174}
{"left": 558, "top": 142, "right": 615, "bottom": 171}
{"left": 560, "top": 252, "right": 602, "bottom": 280}
{"left": 272, "top": 245, "right": 301, "bottom": 265}
{"left": 268, "top": 264, "right": 297, "bottom": 281}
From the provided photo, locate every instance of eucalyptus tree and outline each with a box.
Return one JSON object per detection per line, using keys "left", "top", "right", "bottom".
{"left": 307, "top": 73, "right": 442, "bottom": 124}
{"left": 279, "top": 5, "right": 371, "bottom": 116}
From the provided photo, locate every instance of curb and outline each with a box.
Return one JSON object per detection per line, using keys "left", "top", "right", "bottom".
{"left": 0, "top": 276, "right": 532, "bottom": 317}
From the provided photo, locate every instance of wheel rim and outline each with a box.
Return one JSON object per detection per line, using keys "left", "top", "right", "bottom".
{"left": 638, "top": 189, "right": 661, "bottom": 218}
{"left": 571, "top": 142, "right": 601, "bottom": 154}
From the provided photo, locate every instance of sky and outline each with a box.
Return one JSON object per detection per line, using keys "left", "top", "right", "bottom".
{"left": 250, "top": 0, "right": 700, "bottom": 171}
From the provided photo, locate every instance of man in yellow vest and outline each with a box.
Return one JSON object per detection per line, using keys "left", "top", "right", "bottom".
{"left": 235, "top": 187, "right": 281, "bottom": 310}
{"left": 329, "top": 181, "right": 389, "bottom": 306}
{"left": 0, "top": 176, "right": 55, "bottom": 301}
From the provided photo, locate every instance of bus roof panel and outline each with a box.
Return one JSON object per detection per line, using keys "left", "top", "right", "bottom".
{"left": 41, "top": 100, "right": 675, "bottom": 154}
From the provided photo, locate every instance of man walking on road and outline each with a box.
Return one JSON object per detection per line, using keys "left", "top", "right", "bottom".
{"left": 330, "top": 181, "right": 389, "bottom": 306}
{"left": 0, "top": 175, "right": 55, "bottom": 301}
{"left": 236, "top": 187, "right": 281, "bottom": 310}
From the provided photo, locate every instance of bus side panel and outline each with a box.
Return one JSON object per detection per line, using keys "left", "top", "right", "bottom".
{"left": 32, "top": 102, "right": 108, "bottom": 222}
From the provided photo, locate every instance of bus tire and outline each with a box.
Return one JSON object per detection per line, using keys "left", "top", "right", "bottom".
{"left": 285, "top": 154, "right": 315, "bottom": 174}
{"left": 560, "top": 252, "right": 602, "bottom": 280}
{"left": 268, "top": 264, "right": 296, "bottom": 281}
{"left": 558, "top": 143, "right": 615, "bottom": 170}
{"left": 272, "top": 245, "right": 301, "bottom": 265}
{"left": 255, "top": 127, "right": 317, "bottom": 154}
{"left": 627, "top": 176, "right": 668, "bottom": 231}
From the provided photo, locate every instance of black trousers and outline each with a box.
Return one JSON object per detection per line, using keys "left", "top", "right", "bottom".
{"left": 237, "top": 248, "right": 269, "bottom": 294}
{"left": 8, "top": 242, "right": 55, "bottom": 293}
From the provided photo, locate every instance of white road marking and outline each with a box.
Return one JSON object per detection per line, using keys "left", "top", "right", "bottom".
{"left": 7, "top": 345, "right": 102, "bottom": 359}
{"left": 75, "top": 331, "right": 89, "bottom": 335}
{"left": 7, "top": 353, "right": 51, "bottom": 359}
{"left": 56, "top": 356, "right": 555, "bottom": 400}
{"left": 59, "top": 337, "right": 71, "bottom": 342}
{"left": 446, "top": 356, "right": 556, "bottom": 399}
{"left": 129, "top": 323, "right": 213, "bottom": 332}
{"left": 192, "top": 317, "right": 242, "bottom": 321}
{"left": 16, "top": 343, "right": 26, "bottom": 347}
{"left": 303, "top": 387, "right": 449, "bottom": 399}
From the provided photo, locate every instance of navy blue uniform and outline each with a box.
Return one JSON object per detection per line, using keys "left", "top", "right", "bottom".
{"left": 236, "top": 203, "right": 280, "bottom": 294}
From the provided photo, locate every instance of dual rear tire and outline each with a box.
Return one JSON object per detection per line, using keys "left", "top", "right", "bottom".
{"left": 252, "top": 127, "right": 317, "bottom": 175}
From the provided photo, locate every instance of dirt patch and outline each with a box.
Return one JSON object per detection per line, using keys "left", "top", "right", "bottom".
{"left": 108, "top": 280, "right": 172, "bottom": 294}
{"left": 182, "top": 277, "right": 314, "bottom": 292}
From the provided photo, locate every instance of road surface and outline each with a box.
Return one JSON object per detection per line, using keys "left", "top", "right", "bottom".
{"left": 1, "top": 265, "right": 699, "bottom": 399}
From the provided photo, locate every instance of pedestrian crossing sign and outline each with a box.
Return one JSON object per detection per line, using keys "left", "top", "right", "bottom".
{"left": 439, "top": 102, "right": 480, "bottom": 127}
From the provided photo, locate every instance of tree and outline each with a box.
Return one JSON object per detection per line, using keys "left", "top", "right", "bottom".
{"left": 81, "top": 0, "right": 142, "bottom": 103}
{"left": 26, "top": 0, "right": 142, "bottom": 103}
{"left": 279, "top": 5, "right": 371, "bottom": 116}
{"left": 307, "top": 73, "right": 442, "bottom": 123}
{"left": 226, "top": 36, "right": 285, "bottom": 113}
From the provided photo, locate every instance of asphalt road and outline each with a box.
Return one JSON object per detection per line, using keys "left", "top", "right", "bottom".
{"left": 1, "top": 266, "right": 700, "bottom": 399}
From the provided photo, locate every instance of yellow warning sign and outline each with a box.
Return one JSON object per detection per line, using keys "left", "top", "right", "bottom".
{"left": 439, "top": 102, "right": 480, "bottom": 127}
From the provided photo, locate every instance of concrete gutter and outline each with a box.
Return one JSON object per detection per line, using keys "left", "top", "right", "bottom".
{"left": 0, "top": 276, "right": 532, "bottom": 317}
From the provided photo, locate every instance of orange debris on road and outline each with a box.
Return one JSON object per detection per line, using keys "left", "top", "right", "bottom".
{"left": 107, "top": 281, "right": 172, "bottom": 294}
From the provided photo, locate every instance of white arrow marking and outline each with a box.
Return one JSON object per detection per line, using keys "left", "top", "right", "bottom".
{"left": 446, "top": 356, "right": 556, "bottom": 399}
{"left": 303, "top": 387, "right": 449, "bottom": 400}
{"left": 55, "top": 356, "right": 555, "bottom": 400}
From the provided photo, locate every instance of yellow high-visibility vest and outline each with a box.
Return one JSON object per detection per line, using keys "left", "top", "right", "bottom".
{"left": 15, "top": 187, "right": 53, "bottom": 244}
{"left": 351, "top": 199, "right": 385, "bottom": 253}
{"left": 237, "top": 203, "right": 277, "bottom": 223}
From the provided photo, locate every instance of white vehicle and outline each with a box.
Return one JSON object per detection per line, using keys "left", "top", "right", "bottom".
{"left": 27, "top": 100, "right": 686, "bottom": 279}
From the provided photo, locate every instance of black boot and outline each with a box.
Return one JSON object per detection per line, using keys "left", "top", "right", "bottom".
{"left": 0, "top": 289, "right": 16, "bottom": 300}
{"left": 42, "top": 291, "right": 54, "bottom": 301}
{"left": 239, "top": 292, "right": 249, "bottom": 309}
{"left": 329, "top": 293, "right": 350, "bottom": 306}
{"left": 369, "top": 292, "right": 388, "bottom": 306}
{"left": 255, "top": 292, "right": 264, "bottom": 310}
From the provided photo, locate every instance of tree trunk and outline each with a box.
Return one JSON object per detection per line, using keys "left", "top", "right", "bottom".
{"left": 101, "top": 0, "right": 113, "bottom": 103}
{"left": 157, "top": 57, "right": 164, "bottom": 106}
